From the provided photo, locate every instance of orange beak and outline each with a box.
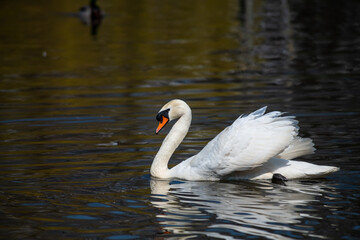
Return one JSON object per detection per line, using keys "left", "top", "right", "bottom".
{"left": 156, "top": 116, "right": 169, "bottom": 134}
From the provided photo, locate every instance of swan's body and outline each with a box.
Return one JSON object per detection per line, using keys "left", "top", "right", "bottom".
{"left": 151, "top": 99, "right": 339, "bottom": 181}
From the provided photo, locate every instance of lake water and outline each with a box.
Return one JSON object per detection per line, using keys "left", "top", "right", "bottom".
{"left": 1, "top": 0, "right": 360, "bottom": 239}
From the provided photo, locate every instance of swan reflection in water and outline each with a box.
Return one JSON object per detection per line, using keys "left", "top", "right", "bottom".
{"left": 150, "top": 179, "right": 334, "bottom": 239}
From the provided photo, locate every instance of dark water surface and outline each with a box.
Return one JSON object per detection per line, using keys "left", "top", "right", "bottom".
{"left": 1, "top": 1, "right": 360, "bottom": 239}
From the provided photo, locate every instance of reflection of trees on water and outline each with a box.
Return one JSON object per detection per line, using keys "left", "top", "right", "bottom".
{"left": 235, "top": 0, "right": 294, "bottom": 75}
{"left": 234, "top": 0, "right": 360, "bottom": 75}
{"left": 150, "top": 179, "right": 336, "bottom": 239}
{"left": 288, "top": 0, "right": 360, "bottom": 74}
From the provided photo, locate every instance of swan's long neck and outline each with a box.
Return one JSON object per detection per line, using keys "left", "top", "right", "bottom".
{"left": 151, "top": 110, "right": 191, "bottom": 179}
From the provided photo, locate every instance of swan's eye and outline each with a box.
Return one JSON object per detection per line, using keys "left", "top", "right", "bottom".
{"left": 156, "top": 109, "right": 170, "bottom": 123}
{"left": 156, "top": 113, "right": 162, "bottom": 122}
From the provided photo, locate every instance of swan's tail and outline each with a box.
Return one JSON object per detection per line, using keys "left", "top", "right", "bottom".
{"left": 247, "top": 158, "right": 340, "bottom": 180}
{"left": 275, "top": 159, "right": 340, "bottom": 179}
{"left": 276, "top": 137, "right": 315, "bottom": 160}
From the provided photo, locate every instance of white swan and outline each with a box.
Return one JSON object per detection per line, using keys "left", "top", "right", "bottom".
{"left": 151, "top": 99, "right": 339, "bottom": 181}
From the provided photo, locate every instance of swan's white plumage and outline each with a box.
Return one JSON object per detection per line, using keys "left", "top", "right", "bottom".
{"left": 152, "top": 99, "right": 339, "bottom": 181}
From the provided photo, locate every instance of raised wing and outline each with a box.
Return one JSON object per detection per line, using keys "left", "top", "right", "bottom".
{"left": 187, "top": 107, "right": 300, "bottom": 178}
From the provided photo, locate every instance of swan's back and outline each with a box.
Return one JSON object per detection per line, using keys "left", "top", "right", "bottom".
{"left": 170, "top": 107, "right": 314, "bottom": 180}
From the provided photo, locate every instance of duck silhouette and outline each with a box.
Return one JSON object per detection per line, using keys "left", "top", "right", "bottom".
{"left": 78, "top": 0, "right": 104, "bottom": 35}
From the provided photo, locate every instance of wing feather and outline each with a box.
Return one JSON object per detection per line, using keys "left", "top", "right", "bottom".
{"left": 188, "top": 107, "right": 300, "bottom": 178}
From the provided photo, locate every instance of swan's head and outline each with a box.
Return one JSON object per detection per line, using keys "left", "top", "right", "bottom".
{"left": 155, "top": 99, "right": 191, "bottom": 134}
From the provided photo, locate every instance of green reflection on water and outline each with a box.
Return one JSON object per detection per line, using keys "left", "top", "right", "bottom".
{"left": 0, "top": 0, "right": 277, "bottom": 81}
